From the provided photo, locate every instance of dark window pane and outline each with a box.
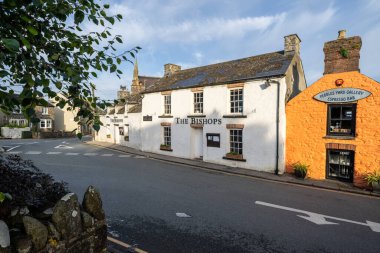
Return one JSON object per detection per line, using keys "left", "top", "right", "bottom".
{"left": 330, "top": 107, "right": 341, "bottom": 119}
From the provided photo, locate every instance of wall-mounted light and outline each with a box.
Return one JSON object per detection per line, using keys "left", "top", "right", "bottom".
{"left": 335, "top": 79, "right": 344, "bottom": 86}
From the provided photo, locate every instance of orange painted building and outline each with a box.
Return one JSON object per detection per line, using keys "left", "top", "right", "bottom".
{"left": 286, "top": 31, "right": 380, "bottom": 188}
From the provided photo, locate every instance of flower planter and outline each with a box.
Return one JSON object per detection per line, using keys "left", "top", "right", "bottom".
{"left": 160, "top": 145, "right": 172, "bottom": 151}
{"left": 225, "top": 153, "right": 244, "bottom": 160}
{"left": 294, "top": 169, "right": 307, "bottom": 179}
{"left": 371, "top": 182, "right": 380, "bottom": 193}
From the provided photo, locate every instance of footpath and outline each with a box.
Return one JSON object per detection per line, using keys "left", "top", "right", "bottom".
{"left": 86, "top": 140, "right": 380, "bottom": 198}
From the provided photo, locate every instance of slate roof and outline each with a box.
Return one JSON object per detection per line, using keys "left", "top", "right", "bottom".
{"left": 127, "top": 94, "right": 142, "bottom": 104}
{"left": 128, "top": 104, "right": 142, "bottom": 113}
{"left": 144, "top": 51, "right": 294, "bottom": 93}
{"left": 139, "top": 76, "right": 160, "bottom": 90}
{"left": 116, "top": 106, "right": 125, "bottom": 114}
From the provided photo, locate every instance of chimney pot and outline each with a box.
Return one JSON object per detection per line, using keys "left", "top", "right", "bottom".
{"left": 338, "top": 30, "right": 346, "bottom": 39}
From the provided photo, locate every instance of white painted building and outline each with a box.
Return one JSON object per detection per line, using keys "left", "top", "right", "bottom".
{"left": 140, "top": 34, "right": 306, "bottom": 174}
{"left": 96, "top": 34, "right": 306, "bottom": 174}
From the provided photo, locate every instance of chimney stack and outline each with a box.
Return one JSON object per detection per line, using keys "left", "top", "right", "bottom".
{"left": 117, "top": 85, "right": 129, "bottom": 100}
{"left": 164, "top": 63, "right": 181, "bottom": 77}
{"left": 323, "top": 30, "right": 362, "bottom": 75}
{"left": 284, "top": 34, "right": 301, "bottom": 56}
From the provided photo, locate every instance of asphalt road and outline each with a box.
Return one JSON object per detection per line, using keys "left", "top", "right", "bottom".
{"left": 1, "top": 138, "right": 380, "bottom": 253}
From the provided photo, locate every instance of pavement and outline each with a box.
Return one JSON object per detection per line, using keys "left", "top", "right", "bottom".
{"left": 86, "top": 140, "right": 380, "bottom": 198}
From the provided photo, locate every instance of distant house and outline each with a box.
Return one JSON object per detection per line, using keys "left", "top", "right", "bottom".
{"left": 0, "top": 99, "right": 55, "bottom": 132}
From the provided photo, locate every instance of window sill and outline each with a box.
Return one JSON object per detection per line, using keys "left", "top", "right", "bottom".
{"left": 187, "top": 114, "right": 206, "bottom": 118}
{"left": 323, "top": 135, "right": 355, "bottom": 140}
{"left": 160, "top": 146, "right": 173, "bottom": 152}
{"left": 222, "top": 115, "right": 247, "bottom": 118}
{"left": 158, "top": 115, "right": 173, "bottom": 118}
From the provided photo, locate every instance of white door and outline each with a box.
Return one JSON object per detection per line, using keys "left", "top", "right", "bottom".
{"left": 114, "top": 126, "right": 120, "bottom": 144}
{"left": 192, "top": 128, "right": 203, "bottom": 158}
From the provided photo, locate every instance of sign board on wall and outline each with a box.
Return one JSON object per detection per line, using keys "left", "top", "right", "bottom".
{"left": 143, "top": 115, "right": 152, "bottom": 121}
{"left": 314, "top": 88, "right": 371, "bottom": 103}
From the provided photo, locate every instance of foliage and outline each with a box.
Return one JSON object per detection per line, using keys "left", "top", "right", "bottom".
{"left": 0, "top": 192, "right": 12, "bottom": 203}
{"left": 339, "top": 47, "right": 349, "bottom": 58}
{"left": 0, "top": 155, "right": 68, "bottom": 210}
{"left": 227, "top": 151, "right": 240, "bottom": 155}
{"left": 0, "top": 0, "right": 140, "bottom": 134}
{"left": 2, "top": 123, "right": 28, "bottom": 128}
{"left": 365, "top": 171, "right": 380, "bottom": 184}
{"left": 293, "top": 162, "right": 308, "bottom": 178}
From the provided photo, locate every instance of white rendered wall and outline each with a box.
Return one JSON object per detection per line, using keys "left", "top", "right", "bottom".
{"left": 141, "top": 78, "right": 287, "bottom": 173}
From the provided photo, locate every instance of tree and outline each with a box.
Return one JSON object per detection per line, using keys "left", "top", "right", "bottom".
{"left": 0, "top": 0, "right": 139, "bottom": 135}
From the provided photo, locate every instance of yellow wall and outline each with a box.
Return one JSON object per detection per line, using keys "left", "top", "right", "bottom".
{"left": 286, "top": 71, "right": 380, "bottom": 187}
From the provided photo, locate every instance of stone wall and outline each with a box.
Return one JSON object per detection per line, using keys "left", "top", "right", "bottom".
{"left": 1, "top": 127, "right": 31, "bottom": 139}
{"left": 0, "top": 186, "right": 107, "bottom": 253}
{"left": 33, "top": 131, "right": 77, "bottom": 139}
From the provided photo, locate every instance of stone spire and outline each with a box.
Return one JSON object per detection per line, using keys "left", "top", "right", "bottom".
{"left": 131, "top": 60, "right": 143, "bottom": 95}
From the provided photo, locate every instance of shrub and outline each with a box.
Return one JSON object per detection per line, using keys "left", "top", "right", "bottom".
{"left": 293, "top": 162, "right": 308, "bottom": 179}
{"left": 0, "top": 155, "right": 68, "bottom": 212}
{"left": 365, "top": 171, "right": 380, "bottom": 184}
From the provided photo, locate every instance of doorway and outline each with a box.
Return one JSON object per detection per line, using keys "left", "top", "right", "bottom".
{"left": 191, "top": 128, "right": 203, "bottom": 159}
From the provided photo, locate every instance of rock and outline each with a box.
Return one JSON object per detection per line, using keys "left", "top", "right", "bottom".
{"left": 0, "top": 220, "right": 10, "bottom": 248}
{"left": 82, "top": 186, "right": 105, "bottom": 220}
{"left": 81, "top": 211, "right": 94, "bottom": 229}
{"left": 47, "top": 222, "right": 61, "bottom": 240}
{"left": 22, "top": 216, "right": 48, "bottom": 251}
{"left": 15, "top": 237, "right": 32, "bottom": 253}
{"left": 52, "top": 193, "right": 82, "bottom": 240}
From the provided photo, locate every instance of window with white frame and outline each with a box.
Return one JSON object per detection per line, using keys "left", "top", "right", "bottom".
{"left": 164, "top": 95, "right": 171, "bottom": 115}
{"left": 40, "top": 119, "right": 52, "bottom": 128}
{"left": 9, "top": 119, "right": 27, "bottom": 127}
{"left": 193, "top": 92, "right": 203, "bottom": 114}
{"left": 12, "top": 107, "right": 22, "bottom": 114}
{"left": 230, "top": 129, "right": 243, "bottom": 154}
{"left": 230, "top": 88, "right": 243, "bottom": 113}
{"left": 42, "top": 107, "right": 49, "bottom": 115}
{"left": 163, "top": 126, "right": 171, "bottom": 146}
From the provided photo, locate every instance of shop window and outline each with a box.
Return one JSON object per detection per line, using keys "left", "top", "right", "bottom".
{"left": 327, "top": 149, "right": 354, "bottom": 182}
{"left": 230, "top": 88, "right": 243, "bottom": 113}
{"left": 40, "top": 119, "right": 52, "bottom": 129}
{"left": 327, "top": 104, "right": 356, "bottom": 136}
{"left": 230, "top": 129, "right": 243, "bottom": 154}
{"left": 194, "top": 92, "right": 203, "bottom": 114}
{"left": 206, "top": 133, "right": 220, "bottom": 147}
{"left": 124, "top": 125, "right": 129, "bottom": 141}
{"left": 164, "top": 95, "right": 171, "bottom": 115}
{"left": 163, "top": 126, "right": 171, "bottom": 146}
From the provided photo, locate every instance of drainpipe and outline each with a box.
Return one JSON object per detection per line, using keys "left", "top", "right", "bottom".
{"left": 266, "top": 79, "right": 281, "bottom": 175}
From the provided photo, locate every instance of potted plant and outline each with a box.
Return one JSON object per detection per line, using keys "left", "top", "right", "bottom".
{"left": 225, "top": 152, "right": 243, "bottom": 160}
{"left": 0, "top": 192, "right": 12, "bottom": 219}
{"left": 160, "top": 144, "right": 172, "bottom": 151}
{"left": 293, "top": 162, "right": 308, "bottom": 179}
{"left": 365, "top": 171, "right": 380, "bottom": 192}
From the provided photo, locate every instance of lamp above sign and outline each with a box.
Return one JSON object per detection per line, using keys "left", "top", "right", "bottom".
{"left": 314, "top": 88, "right": 371, "bottom": 103}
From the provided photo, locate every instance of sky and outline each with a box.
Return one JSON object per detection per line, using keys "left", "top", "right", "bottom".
{"left": 87, "top": 0, "right": 380, "bottom": 100}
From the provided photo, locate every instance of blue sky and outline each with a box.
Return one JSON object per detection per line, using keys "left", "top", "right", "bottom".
{"left": 88, "top": 0, "right": 380, "bottom": 100}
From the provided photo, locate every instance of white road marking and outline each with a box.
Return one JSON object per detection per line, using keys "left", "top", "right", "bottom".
{"left": 176, "top": 212, "right": 191, "bottom": 218}
{"left": 255, "top": 201, "right": 380, "bottom": 232}
{"left": 107, "top": 236, "right": 148, "bottom": 253}
{"left": 25, "top": 151, "right": 41, "bottom": 155}
{"left": 7, "top": 151, "right": 22, "bottom": 154}
{"left": 54, "top": 145, "right": 73, "bottom": 149}
{"left": 134, "top": 155, "right": 145, "bottom": 159}
{"left": 101, "top": 154, "right": 114, "bottom": 157}
{"left": 118, "top": 154, "right": 131, "bottom": 158}
{"left": 66, "top": 153, "right": 79, "bottom": 156}
{"left": 47, "top": 152, "right": 62, "bottom": 155}
{"left": 84, "top": 153, "right": 97, "bottom": 156}
{"left": 5, "top": 146, "right": 20, "bottom": 152}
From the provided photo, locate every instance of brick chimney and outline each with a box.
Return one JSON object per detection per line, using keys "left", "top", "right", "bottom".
{"left": 284, "top": 34, "right": 301, "bottom": 55}
{"left": 164, "top": 63, "right": 181, "bottom": 77}
{"left": 323, "top": 30, "right": 362, "bottom": 75}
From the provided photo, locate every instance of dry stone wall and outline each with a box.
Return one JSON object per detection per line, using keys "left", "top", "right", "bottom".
{"left": 0, "top": 186, "right": 107, "bottom": 253}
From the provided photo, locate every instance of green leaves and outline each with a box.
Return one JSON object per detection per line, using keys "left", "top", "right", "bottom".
{"left": 27, "top": 26, "right": 38, "bottom": 36}
{"left": 74, "top": 10, "right": 85, "bottom": 24}
{"left": 77, "top": 132, "right": 83, "bottom": 140}
{"left": 2, "top": 38, "right": 20, "bottom": 52}
{"left": 20, "top": 38, "right": 31, "bottom": 49}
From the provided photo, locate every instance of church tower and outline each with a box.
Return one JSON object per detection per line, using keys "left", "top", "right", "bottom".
{"left": 131, "top": 60, "right": 144, "bottom": 95}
